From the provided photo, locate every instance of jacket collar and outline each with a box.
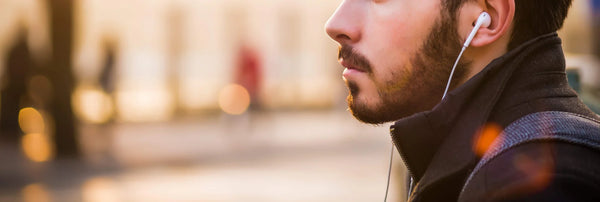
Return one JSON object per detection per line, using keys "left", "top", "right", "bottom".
{"left": 390, "top": 33, "right": 564, "bottom": 193}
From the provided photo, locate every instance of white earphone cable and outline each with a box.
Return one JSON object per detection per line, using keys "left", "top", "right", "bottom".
{"left": 383, "top": 143, "right": 394, "bottom": 202}
{"left": 382, "top": 42, "right": 467, "bottom": 202}
{"left": 442, "top": 46, "right": 467, "bottom": 100}
{"left": 383, "top": 12, "right": 487, "bottom": 201}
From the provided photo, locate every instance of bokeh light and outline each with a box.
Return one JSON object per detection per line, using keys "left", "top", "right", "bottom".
{"left": 18, "top": 107, "right": 45, "bottom": 134}
{"left": 218, "top": 83, "right": 251, "bottom": 115}
{"left": 473, "top": 123, "right": 503, "bottom": 157}
{"left": 22, "top": 183, "right": 52, "bottom": 202}
{"left": 21, "top": 132, "right": 54, "bottom": 162}
{"left": 72, "top": 84, "right": 114, "bottom": 124}
{"left": 82, "top": 177, "right": 120, "bottom": 202}
{"left": 114, "top": 87, "right": 175, "bottom": 122}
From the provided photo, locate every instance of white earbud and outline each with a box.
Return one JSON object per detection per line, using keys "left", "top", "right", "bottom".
{"left": 442, "top": 12, "right": 491, "bottom": 100}
{"left": 463, "top": 12, "right": 491, "bottom": 48}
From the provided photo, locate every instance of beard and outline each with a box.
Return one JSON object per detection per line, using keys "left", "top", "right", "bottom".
{"left": 343, "top": 11, "right": 469, "bottom": 124}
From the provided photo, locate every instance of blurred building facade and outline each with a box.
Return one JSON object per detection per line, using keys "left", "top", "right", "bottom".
{"left": 2, "top": 0, "right": 597, "bottom": 125}
{"left": 0, "top": 0, "right": 348, "bottom": 168}
{"left": 72, "top": 0, "right": 343, "bottom": 124}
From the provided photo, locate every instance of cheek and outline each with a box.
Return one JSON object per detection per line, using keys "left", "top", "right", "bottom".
{"left": 372, "top": 61, "right": 413, "bottom": 93}
{"left": 362, "top": 21, "right": 428, "bottom": 79}
{"left": 361, "top": 2, "right": 441, "bottom": 75}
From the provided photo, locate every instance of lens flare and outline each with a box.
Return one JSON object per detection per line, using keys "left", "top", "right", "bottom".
{"left": 473, "top": 123, "right": 503, "bottom": 157}
{"left": 218, "top": 83, "right": 251, "bottom": 115}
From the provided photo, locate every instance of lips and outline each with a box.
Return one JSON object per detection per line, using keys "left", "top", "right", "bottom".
{"left": 340, "top": 59, "right": 367, "bottom": 73}
{"left": 338, "top": 45, "right": 372, "bottom": 73}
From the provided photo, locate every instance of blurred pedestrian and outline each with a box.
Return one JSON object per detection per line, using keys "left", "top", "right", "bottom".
{"left": 234, "top": 44, "right": 262, "bottom": 110}
{"left": 1, "top": 31, "right": 33, "bottom": 142}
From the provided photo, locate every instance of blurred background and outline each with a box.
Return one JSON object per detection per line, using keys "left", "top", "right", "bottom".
{"left": 0, "top": 0, "right": 598, "bottom": 201}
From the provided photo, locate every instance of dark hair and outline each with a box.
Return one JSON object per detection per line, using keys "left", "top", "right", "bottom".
{"left": 509, "top": 0, "right": 572, "bottom": 49}
{"left": 443, "top": 0, "right": 573, "bottom": 50}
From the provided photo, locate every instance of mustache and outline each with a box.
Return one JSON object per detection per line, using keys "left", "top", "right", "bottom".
{"left": 338, "top": 45, "right": 372, "bottom": 73}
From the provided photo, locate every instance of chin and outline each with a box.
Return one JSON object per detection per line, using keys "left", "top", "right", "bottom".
{"left": 346, "top": 79, "right": 423, "bottom": 124}
{"left": 346, "top": 88, "right": 427, "bottom": 124}
{"left": 346, "top": 82, "right": 388, "bottom": 124}
{"left": 347, "top": 94, "right": 388, "bottom": 125}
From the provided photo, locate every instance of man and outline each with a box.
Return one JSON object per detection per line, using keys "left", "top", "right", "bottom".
{"left": 325, "top": 0, "right": 600, "bottom": 201}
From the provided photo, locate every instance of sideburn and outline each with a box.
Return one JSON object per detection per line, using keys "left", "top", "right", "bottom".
{"left": 378, "top": 11, "right": 470, "bottom": 120}
{"left": 348, "top": 10, "right": 471, "bottom": 124}
{"left": 415, "top": 10, "right": 470, "bottom": 96}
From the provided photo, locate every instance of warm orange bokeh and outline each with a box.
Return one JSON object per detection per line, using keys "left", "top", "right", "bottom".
{"left": 473, "top": 123, "right": 503, "bottom": 157}
{"left": 22, "top": 183, "right": 51, "bottom": 202}
{"left": 21, "top": 132, "right": 54, "bottom": 162}
{"left": 18, "top": 107, "right": 45, "bottom": 134}
{"left": 72, "top": 84, "right": 114, "bottom": 124}
{"left": 18, "top": 107, "right": 54, "bottom": 162}
{"left": 82, "top": 177, "right": 120, "bottom": 202}
{"left": 218, "top": 83, "right": 251, "bottom": 115}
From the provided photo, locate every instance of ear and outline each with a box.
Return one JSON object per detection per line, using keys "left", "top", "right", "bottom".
{"left": 460, "top": 0, "right": 515, "bottom": 47}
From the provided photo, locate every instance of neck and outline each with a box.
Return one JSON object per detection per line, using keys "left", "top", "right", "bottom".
{"left": 462, "top": 34, "right": 511, "bottom": 83}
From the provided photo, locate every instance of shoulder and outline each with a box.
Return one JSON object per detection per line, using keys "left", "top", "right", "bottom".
{"left": 462, "top": 141, "right": 600, "bottom": 202}
{"left": 460, "top": 111, "right": 600, "bottom": 201}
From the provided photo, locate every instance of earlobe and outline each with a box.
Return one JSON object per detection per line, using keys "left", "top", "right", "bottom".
{"left": 468, "top": 0, "right": 515, "bottom": 48}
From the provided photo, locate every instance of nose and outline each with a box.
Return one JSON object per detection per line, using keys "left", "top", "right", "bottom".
{"left": 325, "top": 1, "right": 362, "bottom": 45}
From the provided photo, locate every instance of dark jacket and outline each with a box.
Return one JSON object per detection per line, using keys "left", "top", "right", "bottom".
{"left": 390, "top": 33, "right": 600, "bottom": 202}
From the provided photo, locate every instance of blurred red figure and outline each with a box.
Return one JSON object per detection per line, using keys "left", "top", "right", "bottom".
{"left": 234, "top": 44, "right": 262, "bottom": 109}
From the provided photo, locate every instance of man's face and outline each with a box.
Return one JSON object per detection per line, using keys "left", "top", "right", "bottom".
{"left": 326, "top": 0, "right": 468, "bottom": 124}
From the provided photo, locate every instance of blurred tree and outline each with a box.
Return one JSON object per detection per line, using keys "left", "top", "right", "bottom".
{"left": 46, "top": 0, "right": 79, "bottom": 158}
